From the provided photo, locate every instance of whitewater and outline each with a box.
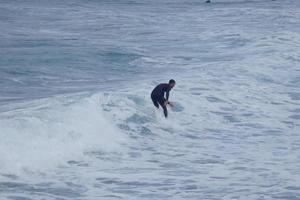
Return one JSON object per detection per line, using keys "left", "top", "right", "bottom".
{"left": 0, "top": 0, "right": 299, "bottom": 199}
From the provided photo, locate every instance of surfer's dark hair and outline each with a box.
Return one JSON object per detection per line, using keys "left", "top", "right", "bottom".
{"left": 169, "top": 79, "right": 176, "bottom": 84}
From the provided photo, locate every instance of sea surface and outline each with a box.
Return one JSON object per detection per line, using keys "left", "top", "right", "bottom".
{"left": 0, "top": 0, "right": 300, "bottom": 199}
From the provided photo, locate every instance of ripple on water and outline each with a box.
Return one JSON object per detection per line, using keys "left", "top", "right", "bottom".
{"left": 271, "top": 192, "right": 300, "bottom": 200}
{"left": 139, "top": 126, "right": 153, "bottom": 135}
{"left": 127, "top": 95, "right": 146, "bottom": 106}
{"left": 189, "top": 87, "right": 210, "bottom": 91}
{"left": 128, "top": 151, "right": 142, "bottom": 158}
{"left": 0, "top": 181, "right": 86, "bottom": 198}
{"left": 0, "top": 182, "right": 29, "bottom": 193}
{"left": 95, "top": 177, "right": 168, "bottom": 190}
{"left": 179, "top": 184, "right": 198, "bottom": 190}
{"left": 170, "top": 102, "right": 184, "bottom": 112}
{"left": 289, "top": 115, "right": 300, "bottom": 120}
{"left": 206, "top": 96, "right": 225, "bottom": 103}
{"left": 223, "top": 115, "right": 241, "bottom": 123}
{"left": 126, "top": 114, "right": 151, "bottom": 124}
{"left": 189, "top": 87, "right": 209, "bottom": 96}
{"left": 191, "top": 159, "right": 224, "bottom": 165}
{"left": 181, "top": 133, "right": 201, "bottom": 140}
{"left": 288, "top": 92, "right": 300, "bottom": 101}
{"left": 1, "top": 174, "right": 18, "bottom": 180}
{"left": 67, "top": 160, "right": 89, "bottom": 167}
{"left": 7, "top": 196, "right": 33, "bottom": 200}
{"left": 235, "top": 122, "right": 266, "bottom": 129}
{"left": 288, "top": 76, "right": 300, "bottom": 86}
{"left": 98, "top": 194, "right": 122, "bottom": 199}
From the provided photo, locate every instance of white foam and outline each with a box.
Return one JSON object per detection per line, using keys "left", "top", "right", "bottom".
{"left": 0, "top": 93, "right": 125, "bottom": 174}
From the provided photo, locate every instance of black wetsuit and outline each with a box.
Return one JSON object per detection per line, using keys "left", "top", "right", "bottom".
{"left": 151, "top": 83, "right": 171, "bottom": 117}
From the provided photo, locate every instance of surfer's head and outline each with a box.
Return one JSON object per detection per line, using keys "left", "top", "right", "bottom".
{"left": 169, "top": 79, "right": 176, "bottom": 89}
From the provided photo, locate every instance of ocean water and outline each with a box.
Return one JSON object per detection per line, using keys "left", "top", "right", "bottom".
{"left": 0, "top": 0, "right": 300, "bottom": 199}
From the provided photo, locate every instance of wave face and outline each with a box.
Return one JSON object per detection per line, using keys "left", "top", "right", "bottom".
{"left": 0, "top": 0, "right": 300, "bottom": 199}
{"left": 0, "top": 94, "right": 125, "bottom": 174}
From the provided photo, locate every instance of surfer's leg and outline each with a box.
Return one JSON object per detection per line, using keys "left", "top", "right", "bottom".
{"left": 158, "top": 99, "right": 168, "bottom": 118}
{"left": 151, "top": 96, "right": 159, "bottom": 108}
{"left": 162, "top": 105, "right": 168, "bottom": 118}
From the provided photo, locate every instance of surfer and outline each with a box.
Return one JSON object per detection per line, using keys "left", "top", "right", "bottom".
{"left": 151, "top": 79, "right": 176, "bottom": 118}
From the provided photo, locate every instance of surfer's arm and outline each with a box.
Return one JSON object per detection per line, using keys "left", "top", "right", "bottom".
{"left": 165, "top": 90, "right": 169, "bottom": 101}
